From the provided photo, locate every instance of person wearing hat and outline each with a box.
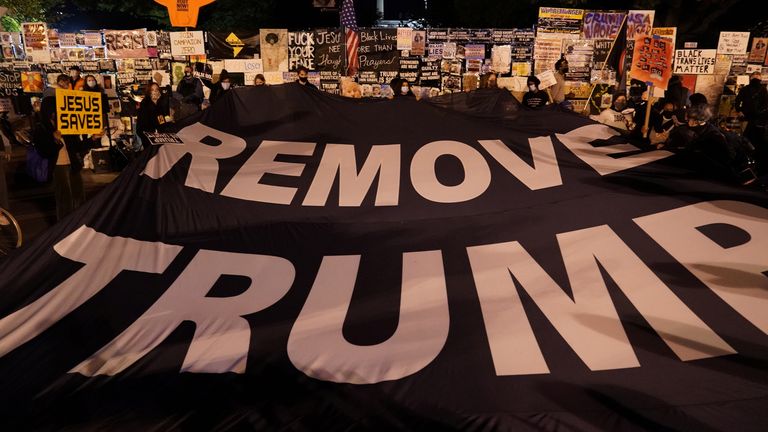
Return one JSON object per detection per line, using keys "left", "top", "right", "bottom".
{"left": 522, "top": 75, "right": 549, "bottom": 109}
{"left": 68, "top": 65, "right": 85, "bottom": 91}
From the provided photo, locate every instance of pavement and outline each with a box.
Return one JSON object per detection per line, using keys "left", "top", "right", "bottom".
{"left": 4, "top": 144, "right": 119, "bottom": 245}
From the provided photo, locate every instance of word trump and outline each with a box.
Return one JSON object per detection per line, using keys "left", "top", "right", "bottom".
{"left": 0, "top": 201, "right": 765, "bottom": 383}
{"left": 56, "top": 89, "right": 103, "bottom": 135}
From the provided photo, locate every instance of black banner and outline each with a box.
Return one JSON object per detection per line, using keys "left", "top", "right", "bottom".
{"left": 358, "top": 29, "right": 400, "bottom": 72}
{"left": 1, "top": 86, "right": 768, "bottom": 431}
{"left": 206, "top": 32, "right": 260, "bottom": 60}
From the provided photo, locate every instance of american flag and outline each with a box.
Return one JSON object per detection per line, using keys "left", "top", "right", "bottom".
{"left": 341, "top": 0, "right": 359, "bottom": 76}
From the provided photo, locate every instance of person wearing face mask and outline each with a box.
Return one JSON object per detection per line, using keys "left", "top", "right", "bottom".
{"left": 209, "top": 70, "right": 232, "bottom": 105}
{"left": 550, "top": 56, "right": 568, "bottom": 104}
{"left": 253, "top": 74, "right": 266, "bottom": 86}
{"left": 649, "top": 100, "right": 680, "bottom": 147}
{"left": 522, "top": 76, "right": 549, "bottom": 109}
{"left": 295, "top": 66, "right": 318, "bottom": 90}
{"left": 590, "top": 94, "right": 634, "bottom": 131}
{"left": 68, "top": 66, "right": 85, "bottom": 91}
{"left": 175, "top": 65, "right": 204, "bottom": 119}
{"left": 396, "top": 80, "right": 415, "bottom": 98}
{"left": 137, "top": 82, "right": 171, "bottom": 149}
{"left": 81, "top": 74, "right": 109, "bottom": 149}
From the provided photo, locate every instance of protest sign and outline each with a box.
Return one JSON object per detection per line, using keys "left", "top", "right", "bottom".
{"left": 260, "top": 29, "right": 289, "bottom": 72}
{"left": 411, "top": 31, "right": 426, "bottom": 56}
{"left": 0, "top": 70, "right": 21, "bottom": 96}
{"left": 537, "top": 7, "right": 585, "bottom": 36}
{"left": 748, "top": 38, "right": 768, "bottom": 64}
{"left": 59, "top": 33, "right": 78, "bottom": 47}
{"left": 104, "top": 30, "right": 148, "bottom": 58}
{"left": 21, "top": 22, "right": 51, "bottom": 63}
{"left": 20, "top": 71, "right": 44, "bottom": 93}
{"left": 626, "top": 10, "right": 654, "bottom": 40}
{"left": 143, "top": 132, "right": 183, "bottom": 145}
{"left": 630, "top": 36, "right": 674, "bottom": 90}
{"left": 397, "top": 28, "right": 413, "bottom": 50}
{"left": 491, "top": 45, "right": 511, "bottom": 74}
{"left": 652, "top": 27, "right": 677, "bottom": 47}
{"left": 288, "top": 31, "right": 315, "bottom": 70}
{"left": 533, "top": 37, "right": 562, "bottom": 74}
{"left": 153, "top": 0, "right": 215, "bottom": 27}
{"left": 0, "top": 97, "right": 12, "bottom": 112}
{"left": 492, "top": 30, "right": 515, "bottom": 44}
{"left": 562, "top": 39, "right": 594, "bottom": 82}
{"left": 717, "top": 32, "right": 750, "bottom": 55}
{"left": 673, "top": 49, "right": 716, "bottom": 75}
{"left": 536, "top": 70, "right": 558, "bottom": 89}
{"left": 464, "top": 44, "right": 486, "bottom": 60}
{"left": 206, "top": 32, "right": 259, "bottom": 59}
{"left": 358, "top": 29, "right": 400, "bottom": 72}
{"left": 314, "top": 29, "right": 344, "bottom": 73}
{"left": 582, "top": 12, "right": 625, "bottom": 40}
{"left": 55, "top": 89, "right": 104, "bottom": 135}
{"left": 170, "top": 31, "right": 205, "bottom": 56}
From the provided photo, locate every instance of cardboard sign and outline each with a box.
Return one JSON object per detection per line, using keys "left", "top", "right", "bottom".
{"left": 673, "top": 49, "right": 716, "bottom": 75}
{"left": 170, "top": 31, "right": 206, "bottom": 56}
{"left": 717, "top": 32, "right": 750, "bottom": 55}
{"left": 154, "top": 0, "right": 215, "bottom": 28}
{"left": 630, "top": 36, "right": 674, "bottom": 90}
{"left": 55, "top": 89, "right": 104, "bottom": 135}
{"left": 536, "top": 70, "right": 558, "bottom": 89}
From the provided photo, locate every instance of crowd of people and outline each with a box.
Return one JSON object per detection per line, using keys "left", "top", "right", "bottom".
{"left": 1, "top": 62, "right": 767, "bottom": 223}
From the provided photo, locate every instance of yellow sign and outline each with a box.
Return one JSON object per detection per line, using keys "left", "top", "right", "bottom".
{"left": 154, "top": 0, "right": 216, "bottom": 28}
{"left": 56, "top": 89, "right": 103, "bottom": 135}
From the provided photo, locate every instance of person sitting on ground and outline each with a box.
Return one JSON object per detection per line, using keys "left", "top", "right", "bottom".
{"left": 395, "top": 80, "right": 415, "bottom": 98}
{"left": 522, "top": 76, "right": 549, "bottom": 109}
{"left": 253, "top": 74, "right": 266, "bottom": 86}
{"left": 648, "top": 99, "right": 681, "bottom": 147}
{"left": 590, "top": 94, "right": 634, "bottom": 131}
{"left": 479, "top": 72, "right": 498, "bottom": 89}
{"left": 295, "top": 66, "right": 317, "bottom": 89}
{"left": 137, "top": 82, "right": 171, "bottom": 148}
{"left": 175, "top": 65, "right": 204, "bottom": 117}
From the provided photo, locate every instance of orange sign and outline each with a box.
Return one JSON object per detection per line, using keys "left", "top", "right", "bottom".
{"left": 154, "top": 0, "right": 215, "bottom": 28}
{"left": 629, "top": 35, "right": 674, "bottom": 90}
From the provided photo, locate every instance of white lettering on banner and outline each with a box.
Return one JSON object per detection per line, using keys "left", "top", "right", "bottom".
{"left": 635, "top": 200, "right": 768, "bottom": 335}
{"left": 411, "top": 140, "right": 492, "bottom": 203}
{"left": 221, "top": 141, "right": 316, "bottom": 205}
{"left": 556, "top": 124, "right": 673, "bottom": 176}
{"left": 303, "top": 144, "right": 401, "bottom": 206}
{"left": 287, "top": 252, "right": 449, "bottom": 384}
{"left": 478, "top": 137, "right": 563, "bottom": 190}
{"left": 144, "top": 124, "right": 673, "bottom": 205}
{"left": 143, "top": 123, "right": 247, "bottom": 193}
{"left": 73, "top": 251, "right": 295, "bottom": 376}
{"left": 1, "top": 201, "right": 765, "bottom": 379}
{"left": 467, "top": 225, "right": 734, "bottom": 376}
{"left": 145, "top": 123, "right": 673, "bottom": 206}
{"left": 0, "top": 226, "right": 182, "bottom": 358}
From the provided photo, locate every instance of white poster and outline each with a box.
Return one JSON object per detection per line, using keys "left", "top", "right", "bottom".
{"left": 717, "top": 32, "right": 750, "bottom": 55}
{"left": 673, "top": 49, "right": 717, "bottom": 75}
{"left": 397, "top": 28, "right": 413, "bottom": 51}
{"left": 491, "top": 45, "right": 511, "bottom": 74}
{"left": 170, "top": 31, "right": 205, "bottom": 56}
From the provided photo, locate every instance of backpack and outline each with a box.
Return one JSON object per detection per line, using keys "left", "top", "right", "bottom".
{"left": 26, "top": 145, "right": 50, "bottom": 183}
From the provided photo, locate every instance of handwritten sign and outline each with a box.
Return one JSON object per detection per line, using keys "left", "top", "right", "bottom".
{"left": 673, "top": 49, "right": 716, "bottom": 75}
{"left": 56, "top": 89, "right": 104, "bottom": 135}
{"left": 626, "top": 10, "right": 654, "bottom": 40}
{"left": 582, "top": 12, "right": 625, "bottom": 40}
{"left": 717, "top": 32, "right": 750, "bottom": 55}
{"left": 170, "top": 31, "right": 205, "bottom": 56}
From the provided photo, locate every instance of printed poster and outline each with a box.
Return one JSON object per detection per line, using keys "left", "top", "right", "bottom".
{"left": 411, "top": 31, "right": 426, "bottom": 56}
{"left": 260, "top": 29, "right": 289, "bottom": 72}
{"left": 630, "top": 36, "right": 674, "bottom": 90}
{"left": 397, "top": 28, "right": 413, "bottom": 51}
{"left": 104, "top": 29, "right": 148, "bottom": 59}
{"left": 747, "top": 38, "right": 768, "bottom": 64}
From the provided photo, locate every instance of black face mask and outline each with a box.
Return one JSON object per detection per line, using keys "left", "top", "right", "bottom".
{"left": 662, "top": 111, "right": 673, "bottom": 119}
{"left": 299, "top": 77, "right": 308, "bottom": 83}
{"left": 751, "top": 78, "right": 762, "bottom": 86}
{"left": 560, "top": 66, "right": 569, "bottom": 74}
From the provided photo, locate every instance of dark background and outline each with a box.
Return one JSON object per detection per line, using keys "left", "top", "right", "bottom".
{"left": 11, "top": 0, "right": 768, "bottom": 48}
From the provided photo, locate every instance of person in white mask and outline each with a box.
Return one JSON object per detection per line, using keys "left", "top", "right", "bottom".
{"left": 209, "top": 70, "right": 233, "bottom": 105}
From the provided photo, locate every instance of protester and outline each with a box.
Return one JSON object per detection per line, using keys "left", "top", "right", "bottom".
{"left": 82, "top": 74, "right": 108, "bottom": 149}
{"left": 649, "top": 99, "right": 681, "bottom": 147}
{"left": 209, "top": 70, "right": 232, "bottom": 105}
{"left": 37, "top": 74, "right": 88, "bottom": 220}
{"left": 665, "top": 75, "right": 690, "bottom": 109}
{"left": 479, "top": 72, "right": 498, "bottom": 89}
{"left": 136, "top": 82, "right": 171, "bottom": 147}
{"left": 522, "top": 76, "right": 549, "bottom": 109}
{"left": 395, "top": 80, "right": 415, "bottom": 98}
{"left": 550, "top": 56, "right": 568, "bottom": 104}
{"left": 689, "top": 93, "right": 708, "bottom": 108}
{"left": 590, "top": 94, "right": 634, "bottom": 131}
{"left": 295, "top": 66, "right": 317, "bottom": 89}
{"left": 68, "top": 65, "right": 85, "bottom": 91}
{"left": 175, "top": 65, "right": 204, "bottom": 119}
{"left": 253, "top": 74, "right": 266, "bottom": 86}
